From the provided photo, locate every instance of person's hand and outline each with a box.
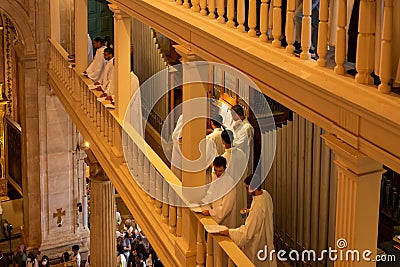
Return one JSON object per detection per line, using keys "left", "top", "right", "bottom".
{"left": 94, "top": 81, "right": 100, "bottom": 85}
{"left": 105, "top": 96, "right": 113, "bottom": 101}
{"left": 219, "top": 229, "right": 229, "bottom": 236}
{"left": 95, "top": 86, "right": 103, "bottom": 91}
{"left": 240, "top": 208, "right": 249, "bottom": 215}
{"left": 201, "top": 210, "right": 210, "bottom": 216}
{"left": 100, "top": 93, "right": 107, "bottom": 97}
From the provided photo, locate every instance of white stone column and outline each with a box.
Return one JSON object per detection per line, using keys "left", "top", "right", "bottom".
{"left": 323, "top": 134, "right": 383, "bottom": 267}
{"left": 85, "top": 149, "right": 116, "bottom": 267}
{"left": 109, "top": 4, "right": 131, "bottom": 119}
{"left": 75, "top": 0, "right": 88, "bottom": 71}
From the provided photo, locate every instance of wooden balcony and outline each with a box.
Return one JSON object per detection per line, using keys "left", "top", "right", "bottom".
{"left": 47, "top": 38, "right": 255, "bottom": 267}
{"left": 107, "top": 0, "right": 400, "bottom": 173}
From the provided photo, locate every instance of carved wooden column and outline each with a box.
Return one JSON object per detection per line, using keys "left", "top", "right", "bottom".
{"left": 109, "top": 5, "right": 131, "bottom": 119}
{"left": 173, "top": 45, "right": 207, "bottom": 266}
{"left": 74, "top": 0, "right": 88, "bottom": 71}
{"left": 323, "top": 134, "right": 383, "bottom": 267}
{"left": 85, "top": 149, "right": 116, "bottom": 267}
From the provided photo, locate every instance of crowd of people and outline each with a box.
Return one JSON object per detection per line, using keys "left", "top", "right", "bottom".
{"left": 115, "top": 218, "right": 163, "bottom": 267}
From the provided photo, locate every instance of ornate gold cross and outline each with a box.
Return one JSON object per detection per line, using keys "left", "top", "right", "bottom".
{"left": 53, "top": 208, "right": 65, "bottom": 225}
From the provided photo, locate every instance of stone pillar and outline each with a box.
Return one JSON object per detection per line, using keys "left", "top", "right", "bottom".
{"left": 322, "top": 134, "right": 383, "bottom": 267}
{"left": 173, "top": 45, "right": 208, "bottom": 267}
{"left": 84, "top": 149, "right": 116, "bottom": 267}
{"left": 50, "top": 0, "right": 60, "bottom": 41}
{"left": 109, "top": 4, "right": 131, "bottom": 119}
{"left": 75, "top": 0, "right": 88, "bottom": 71}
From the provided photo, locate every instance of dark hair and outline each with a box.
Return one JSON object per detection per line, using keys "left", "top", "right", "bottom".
{"left": 41, "top": 255, "right": 49, "bottom": 261}
{"left": 211, "top": 115, "right": 223, "bottom": 128}
{"left": 104, "top": 36, "right": 113, "bottom": 48}
{"left": 28, "top": 251, "right": 36, "bottom": 259}
{"left": 72, "top": 245, "right": 80, "bottom": 251}
{"left": 213, "top": 156, "right": 227, "bottom": 169}
{"left": 244, "top": 174, "right": 262, "bottom": 191}
{"left": 137, "top": 252, "right": 143, "bottom": 260}
{"left": 93, "top": 37, "right": 103, "bottom": 44}
{"left": 221, "top": 130, "right": 234, "bottom": 145}
{"left": 61, "top": 252, "right": 70, "bottom": 262}
{"left": 117, "top": 244, "right": 124, "bottom": 254}
{"left": 104, "top": 47, "right": 114, "bottom": 56}
{"left": 231, "top": 104, "right": 245, "bottom": 117}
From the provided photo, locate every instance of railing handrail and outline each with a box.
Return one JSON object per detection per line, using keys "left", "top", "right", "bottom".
{"left": 49, "top": 38, "right": 255, "bottom": 267}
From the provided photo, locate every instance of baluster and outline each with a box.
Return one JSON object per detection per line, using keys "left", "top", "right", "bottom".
{"left": 111, "top": 116, "right": 116, "bottom": 147}
{"left": 355, "top": 0, "right": 376, "bottom": 84}
{"left": 100, "top": 104, "right": 105, "bottom": 134}
{"left": 272, "top": 0, "right": 283, "bottom": 47}
{"left": 162, "top": 180, "right": 169, "bottom": 224}
{"left": 217, "top": 0, "right": 225, "bottom": 23}
{"left": 300, "top": 0, "right": 312, "bottom": 59}
{"left": 285, "top": 0, "right": 296, "bottom": 51}
{"left": 183, "top": 0, "right": 190, "bottom": 8}
{"left": 131, "top": 142, "right": 139, "bottom": 177}
{"left": 334, "top": 0, "right": 347, "bottom": 75}
{"left": 143, "top": 157, "right": 150, "bottom": 192}
{"left": 237, "top": 0, "right": 245, "bottom": 31}
{"left": 206, "top": 234, "right": 214, "bottom": 266}
{"left": 260, "top": 0, "right": 270, "bottom": 42}
{"left": 149, "top": 165, "right": 156, "bottom": 203}
{"left": 107, "top": 112, "right": 113, "bottom": 145}
{"left": 192, "top": 0, "right": 200, "bottom": 12}
{"left": 176, "top": 0, "right": 183, "bottom": 5}
{"left": 80, "top": 81, "right": 85, "bottom": 110}
{"left": 169, "top": 188, "right": 177, "bottom": 234}
{"left": 378, "top": 0, "right": 393, "bottom": 93}
{"left": 154, "top": 172, "right": 163, "bottom": 214}
{"left": 196, "top": 222, "right": 206, "bottom": 267}
{"left": 90, "top": 94, "right": 95, "bottom": 121}
{"left": 216, "top": 244, "right": 223, "bottom": 267}
{"left": 176, "top": 207, "right": 182, "bottom": 237}
{"left": 200, "top": 0, "right": 207, "bottom": 15}
{"left": 138, "top": 151, "right": 144, "bottom": 185}
{"left": 317, "top": 0, "right": 329, "bottom": 66}
{"left": 96, "top": 102, "right": 101, "bottom": 130}
{"left": 226, "top": 0, "right": 235, "bottom": 27}
{"left": 248, "top": 0, "right": 257, "bottom": 36}
{"left": 209, "top": 0, "right": 216, "bottom": 19}
{"left": 104, "top": 107, "right": 109, "bottom": 140}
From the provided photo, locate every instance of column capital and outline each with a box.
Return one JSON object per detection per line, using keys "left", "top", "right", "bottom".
{"left": 108, "top": 4, "right": 130, "bottom": 20}
{"left": 83, "top": 148, "right": 109, "bottom": 181}
{"left": 173, "top": 45, "right": 203, "bottom": 63}
{"left": 322, "top": 133, "right": 382, "bottom": 175}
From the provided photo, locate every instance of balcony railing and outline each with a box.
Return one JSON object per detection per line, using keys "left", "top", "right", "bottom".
{"left": 48, "top": 38, "right": 255, "bottom": 266}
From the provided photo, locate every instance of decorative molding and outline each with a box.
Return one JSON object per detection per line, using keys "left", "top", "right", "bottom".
{"left": 338, "top": 108, "right": 360, "bottom": 135}
{"left": 2, "top": 14, "right": 13, "bottom": 117}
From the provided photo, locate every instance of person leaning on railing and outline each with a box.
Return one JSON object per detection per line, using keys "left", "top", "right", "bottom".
{"left": 220, "top": 174, "right": 277, "bottom": 267}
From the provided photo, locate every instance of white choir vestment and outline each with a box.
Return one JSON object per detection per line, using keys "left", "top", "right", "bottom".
{"left": 229, "top": 190, "right": 277, "bottom": 267}
{"left": 86, "top": 46, "right": 106, "bottom": 82}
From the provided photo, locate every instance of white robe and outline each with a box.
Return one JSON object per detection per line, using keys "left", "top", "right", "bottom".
{"left": 88, "top": 34, "right": 93, "bottom": 65}
{"left": 201, "top": 172, "right": 237, "bottom": 228}
{"left": 104, "top": 67, "right": 115, "bottom": 98}
{"left": 86, "top": 46, "right": 106, "bottom": 82}
{"left": 229, "top": 190, "right": 277, "bottom": 267}
{"left": 99, "top": 58, "right": 114, "bottom": 88}
{"left": 232, "top": 118, "right": 254, "bottom": 174}
{"left": 206, "top": 128, "right": 225, "bottom": 156}
{"left": 223, "top": 147, "right": 247, "bottom": 226}
{"left": 171, "top": 115, "right": 183, "bottom": 178}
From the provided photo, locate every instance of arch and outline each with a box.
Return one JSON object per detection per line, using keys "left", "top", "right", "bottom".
{"left": 0, "top": 0, "right": 36, "bottom": 55}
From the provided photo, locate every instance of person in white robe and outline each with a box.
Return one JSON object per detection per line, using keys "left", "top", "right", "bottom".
{"left": 220, "top": 175, "right": 277, "bottom": 267}
{"left": 88, "top": 34, "right": 93, "bottom": 65}
{"left": 95, "top": 47, "right": 114, "bottom": 91}
{"left": 221, "top": 129, "right": 247, "bottom": 226}
{"left": 206, "top": 115, "right": 225, "bottom": 156}
{"left": 171, "top": 114, "right": 183, "bottom": 179}
{"left": 201, "top": 156, "right": 237, "bottom": 229}
{"left": 84, "top": 37, "right": 106, "bottom": 82}
{"left": 230, "top": 105, "right": 254, "bottom": 174}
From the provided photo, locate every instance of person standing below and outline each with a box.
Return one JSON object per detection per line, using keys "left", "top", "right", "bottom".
{"left": 84, "top": 37, "right": 106, "bottom": 82}
{"left": 230, "top": 105, "right": 254, "bottom": 174}
{"left": 72, "top": 245, "right": 81, "bottom": 267}
{"left": 220, "top": 175, "right": 277, "bottom": 267}
{"left": 26, "top": 252, "right": 39, "bottom": 267}
{"left": 201, "top": 156, "right": 237, "bottom": 229}
{"left": 94, "top": 47, "right": 114, "bottom": 89}
{"left": 39, "top": 255, "right": 50, "bottom": 267}
{"left": 14, "top": 244, "right": 27, "bottom": 267}
{"left": 206, "top": 115, "right": 225, "bottom": 156}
